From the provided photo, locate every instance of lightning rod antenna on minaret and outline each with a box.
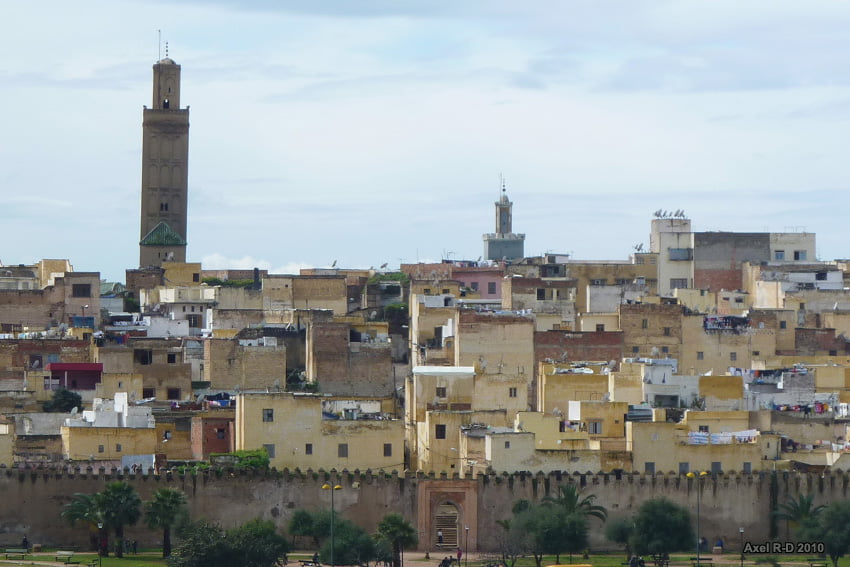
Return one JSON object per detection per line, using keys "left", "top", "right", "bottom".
{"left": 165, "top": 41, "right": 169, "bottom": 58}
{"left": 158, "top": 30, "right": 161, "bottom": 60}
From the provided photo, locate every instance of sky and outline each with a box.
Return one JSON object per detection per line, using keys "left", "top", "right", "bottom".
{"left": 4, "top": 1, "right": 850, "bottom": 282}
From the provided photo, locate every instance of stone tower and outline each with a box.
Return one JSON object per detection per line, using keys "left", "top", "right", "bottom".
{"left": 483, "top": 181, "right": 525, "bottom": 262}
{"left": 139, "top": 56, "right": 190, "bottom": 267}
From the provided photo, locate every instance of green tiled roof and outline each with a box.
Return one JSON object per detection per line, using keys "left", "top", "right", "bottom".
{"left": 139, "top": 222, "right": 187, "bottom": 246}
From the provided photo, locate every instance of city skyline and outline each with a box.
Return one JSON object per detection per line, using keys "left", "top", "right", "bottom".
{"left": 4, "top": 1, "right": 850, "bottom": 282}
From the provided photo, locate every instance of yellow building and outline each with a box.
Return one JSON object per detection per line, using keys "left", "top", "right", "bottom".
{"left": 0, "top": 418, "right": 14, "bottom": 466}
{"left": 162, "top": 262, "right": 203, "bottom": 287}
{"left": 235, "top": 392, "right": 403, "bottom": 472}
{"left": 537, "top": 362, "right": 611, "bottom": 414}
{"left": 628, "top": 420, "right": 779, "bottom": 474}
{"left": 566, "top": 400, "right": 629, "bottom": 449}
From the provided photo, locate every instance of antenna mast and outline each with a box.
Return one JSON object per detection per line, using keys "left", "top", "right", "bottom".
{"left": 158, "top": 29, "right": 161, "bottom": 60}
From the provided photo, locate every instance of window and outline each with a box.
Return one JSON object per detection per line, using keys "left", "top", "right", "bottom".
{"left": 338, "top": 443, "right": 349, "bottom": 458}
{"left": 167, "top": 353, "right": 177, "bottom": 364}
{"left": 632, "top": 346, "right": 639, "bottom": 354}
{"left": 504, "top": 441, "right": 511, "bottom": 449}
{"left": 830, "top": 350, "right": 838, "bottom": 356}
{"left": 587, "top": 420, "right": 602, "bottom": 435}
{"left": 742, "top": 462, "right": 752, "bottom": 474}
{"left": 72, "top": 283, "right": 91, "bottom": 298}
{"left": 142, "top": 388, "right": 155, "bottom": 399}
{"left": 753, "top": 351, "right": 760, "bottom": 356}
{"left": 799, "top": 302, "right": 806, "bottom": 310}
{"left": 134, "top": 349, "right": 153, "bottom": 365}
{"left": 423, "top": 288, "right": 431, "bottom": 295}
{"left": 816, "top": 271, "right": 828, "bottom": 281}
{"left": 537, "top": 288, "right": 546, "bottom": 300}
{"left": 216, "top": 428, "right": 226, "bottom": 439}
{"left": 435, "top": 424, "right": 447, "bottom": 439}
{"left": 263, "top": 444, "right": 276, "bottom": 458}
{"left": 160, "top": 202, "right": 169, "bottom": 212}
{"left": 775, "top": 250, "right": 785, "bottom": 261}
{"left": 615, "top": 278, "right": 630, "bottom": 286}
{"left": 596, "top": 324, "right": 605, "bottom": 332}
{"left": 730, "top": 352, "right": 737, "bottom": 361}
{"left": 187, "top": 314, "right": 202, "bottom": 328}
{"left": 590, "top": 278, "right": 606, "bottom": 286}
{"left": 384, "top": 443, "right": 392, "bottom": 457}
{"left": 641, "top": 319, "right": 648, "bottom": 329}
{"left": 735, "top": 297, "right": 744, "bottom": 303}
{"left": 661, "top": 346, "right": 669, "bottom": 354}
{"left": 262, "top": 409, "right": 274, "bottom": 422}
{"left": 167, "top": 388, "right": 180, "bottom": 400}
{"left": 193, "top": 273, "right": 200, "bottom": 282}
{"left": 679, "top": 462, "right": 690, "bottom": 474}
{"left": 116, "top": 444, "right": 122, "bottom": 452}
{"left": 163, "top": 431, "right": 172, "bottom": 440}
{"left": 487, "top": 282, "right": 496, "bottom": 294}
{"left": 697, "top": 351, "right": 704, "bottom": 360}
{"left": 794, "top": 250, "right": 807, "bottom": 261}
{"left": 698, "top": 425, "right": 709, "bottom": 433}
{"left": 436, "top": 387, "right": 447, "bottom": 398}
{"left": 668, "top": 248, "right": 693, "bottom": 261}
{"left": 711, "top": 461, "right": 722, "bottom": 474}
{"left": 670, "top": 278, "right": 688, "bottom": 289}
{"left": 645, "top": 462, "right": 655, "bottom": 474}
{"left": 98, "top": 445, "right": 104, "bottom": 453}
{"left": 663, "top": 327, "right": 671, "bottom": 336}
{"left": 780, "top": 320, "right": 787, "bottom": 329}
{"left": 508, "top": 387, "right": 517, "bottom": 398}
{"left": 305, "top": 443, "right": 313, "bottom": 455}
{"left": 470, "top": 282, "right": 479, "bottom": 291}
{"left": 636, "top": 256, "right": 645, "bottom": 265}
{"left": 442, "top": 289, "right": 450, "bottom": 294}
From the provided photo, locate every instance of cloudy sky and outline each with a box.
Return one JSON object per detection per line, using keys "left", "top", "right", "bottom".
{"left": 3, "top": 1, "right": 850, "bottom": 282}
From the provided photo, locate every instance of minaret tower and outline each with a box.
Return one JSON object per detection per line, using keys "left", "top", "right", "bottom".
{"left": 139, "top": 47, "right": 190, "bottom": 267}
{"left": 483, "top": 177, "right": 525, "bottom": 262}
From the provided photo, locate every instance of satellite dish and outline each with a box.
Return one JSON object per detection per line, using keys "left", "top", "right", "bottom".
{"left": 272, "top": 379, "right": 281, "bottom": 391}
{"left": 553, "top": 407, "right": 562, "bottom": 417}
{"left": 70, "top": 407, "right": 78, "bottom": 415}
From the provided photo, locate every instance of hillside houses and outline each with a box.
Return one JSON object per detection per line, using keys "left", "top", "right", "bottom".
{"left": 2, "top": 215, "right": 850, "bottom": 476}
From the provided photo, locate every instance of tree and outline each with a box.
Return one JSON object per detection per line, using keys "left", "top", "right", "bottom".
{"left": 145, "top": 488, "right": 189, "bottom": 558}
{"left": 605, "top": 516, "right": 635, "bottom": 560}
{"left": 513, "top": 503, "right": 582, "bottom": 567}
{"left": 798, "top": 500, "right": 850, "bottom": 567}
{"left": 543, "top": 484, "right": 608, "bottom": 522}
{"left": 168, "top": 520, "right": 234, "bottom": 567}
{"left": 228, "top": 518, "right": 290, "bottom": 567}
{"left": 43, "top": 388, "right": 82, "bottom": 412}
{"left": 774, "top": 493, "right": 826, "bottom": 539}
{"left": 495, "top": 518, "right": 525, "bottom": 567}
{"left": 375, "top": 514, "right": 418, "bottom": 567}
{"left": 288, "top": 508, "right": 319, "bottom": 548}
{"left": 61, "top": 492, "right": 104, "bottom": 553}
{"left": 100, "top": 481, "right": 142, "bottom": 558}
{"left": 631, "top": 498, "right": 693, "bottom": 557}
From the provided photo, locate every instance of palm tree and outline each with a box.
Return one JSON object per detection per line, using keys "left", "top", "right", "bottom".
{"left": 774, "top": 493, "right": 826, "bottom": 539}
{"left": 100, "top": 481, "right": 142, "bottom": 558}
{"left": 543, "top": 484, "right": 608, "bottom": 522}
{"left": 375, "top": 514, "right": 418, "bottom": 567}
{"left": 61, "top": 492, "right": 105, "bottom": 554}
{"left": 145, "top": 488, "right": 188, "bottom": 557}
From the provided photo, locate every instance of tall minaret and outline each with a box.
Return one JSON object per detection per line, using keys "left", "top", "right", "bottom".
{"left": 483, "top": 178, "right": 525, "bottom": 262}
{"left": 139, "top": 51, "right": 190, "bottom": 267}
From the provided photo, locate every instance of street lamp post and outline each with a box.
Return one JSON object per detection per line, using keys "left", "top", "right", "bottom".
{"left": 464, "top": 526, "right": 469, "bottom": 567}
{"left": 739, "top": 527, "right": 745, "bottom": 567}
{"left": 96, "top": 522, "right": 104, "bottom": 567}
{"left": 321, "top": 483, "right": 342, "bottom": 567}
{"left": 687, "top": 471, "right": 709, "bottom": 567}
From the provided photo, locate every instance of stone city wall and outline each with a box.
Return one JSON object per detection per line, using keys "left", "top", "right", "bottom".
{"left": 0, "top": 467, "right": 844, "bottom": 551}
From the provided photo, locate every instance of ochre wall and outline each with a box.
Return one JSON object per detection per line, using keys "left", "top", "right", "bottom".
{"left": 2, "top": 468, "right": 846, "bottom": 553}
